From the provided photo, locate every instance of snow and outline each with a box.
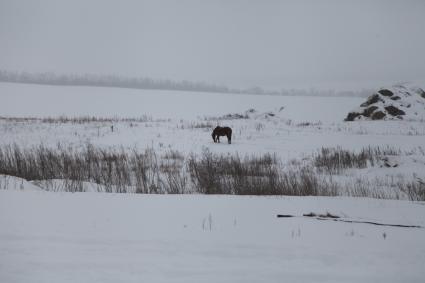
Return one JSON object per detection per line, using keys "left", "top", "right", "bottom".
{"left": 2, "top": 90, "right": 424, "bottom": 193}
{"left": 0, "top": 175, "right": 43, "bottom": 192}
{"left": 0, "top": 82, "right": 362, "bottom": 122}
{"left": 1, "top": 82, "right": 425, "bottom": 282}
{"left": 1, "top": 189, "right": 425, "bottom": 283}
{"left": 1, "top": 82, "right": 424, "bottom": 191}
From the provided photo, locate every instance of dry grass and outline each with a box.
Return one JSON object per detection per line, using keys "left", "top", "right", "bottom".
{"left": 0, "top": 144, "right": 423, "bottom": 200}
{"left": 314, "top": 146, "right": 401, "bottom": 174}
{"left": 0, "top": 115, "right": 157, "bottom": 124}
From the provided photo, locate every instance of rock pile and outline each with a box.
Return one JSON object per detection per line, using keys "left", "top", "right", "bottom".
{"left": 345, "top": 84, "right": 425, "bottom": 121}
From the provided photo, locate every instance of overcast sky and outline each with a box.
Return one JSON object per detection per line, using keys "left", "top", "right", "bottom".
{"left": 1, "top": 0, "right": 424, "bottom": 90}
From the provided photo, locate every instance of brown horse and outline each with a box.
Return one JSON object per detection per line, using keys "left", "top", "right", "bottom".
{"left": 212, "top": 126, "right": 232, "bottom": 144}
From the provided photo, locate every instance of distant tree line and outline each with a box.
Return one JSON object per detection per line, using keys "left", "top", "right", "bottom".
{"left": 0, "top": 70, "right": 370, "bottom": 97}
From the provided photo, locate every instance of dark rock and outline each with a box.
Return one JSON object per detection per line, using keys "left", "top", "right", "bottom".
{"left": 277, "top": 214, "right": 294, "bottom": 218}
{"left": 378, "top": 89, "right": 394, "bottom": 97}
{"left": 418, "top": 88, "right": 425, "bottom": 99}
{"left": 371, "top": 111, "right": 386, "bottom": 120}
{"left": 362, "top": 106, "right": 378, "bottom": 117}
{"left": 360, "top": 94, "right": 382, "bottom": 107}
{"left": 390, "top": 96, "right": 401, "bottom": 100}
{"left": 345, "top": 112, "right": 361, "bottom": 121}
{"left": 385, "top": 106, "right": 405, "bottom": 116}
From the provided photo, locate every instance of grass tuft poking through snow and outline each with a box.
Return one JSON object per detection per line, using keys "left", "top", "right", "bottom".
{"left": 314, "top": 146, "right": 401, "bottom": 174}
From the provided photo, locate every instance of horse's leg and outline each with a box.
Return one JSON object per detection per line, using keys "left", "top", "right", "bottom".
{"left": 217, "top": 136, "right": 220, "bottom": 143}
{"left": 227, "top": 134, "right": 232, "bottom": 144}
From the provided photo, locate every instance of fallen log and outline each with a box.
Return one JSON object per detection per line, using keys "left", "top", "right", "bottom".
{"left": 276, "top": 213, "right": 423, "bottom": 229}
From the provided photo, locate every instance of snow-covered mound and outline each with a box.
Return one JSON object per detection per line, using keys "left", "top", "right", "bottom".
{"left": 248, "top": 106, "right": 286, "bottom": 120}
{"left": 219, "top": 106, "right": 286, "bottom": 121}
{"left": 345, "top": 84, "right": 425, "bottom": 121}
{"left": 0, "top": 175, "right": 42, "bottom": 192}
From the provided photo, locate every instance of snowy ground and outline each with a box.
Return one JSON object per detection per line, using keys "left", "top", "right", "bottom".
{"left": 1, "top": 83, "right": 425, "bottom": 159}
{"left": 1, "top": 189, "right": 425, "bottom": 283}
{"left": 0, "top": 82, "right": 361, "bottom": 121}
{"left": 1, "top": 82, "right": 425, "bottom": 282}
{"left": 2, "top": 82, "right": 425, "bottom": 196}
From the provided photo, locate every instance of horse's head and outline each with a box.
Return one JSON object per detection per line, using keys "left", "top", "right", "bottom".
{"left": 212, "top": 126, "right": 221, "bottom": 142}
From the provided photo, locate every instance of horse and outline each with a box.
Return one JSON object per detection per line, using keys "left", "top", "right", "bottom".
{"left": 212, "top": 126, "right": 232, "bottom": 144}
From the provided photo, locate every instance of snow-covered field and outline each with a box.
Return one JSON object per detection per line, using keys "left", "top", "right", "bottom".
{"left": 2, "top": 82, "right": 425, "bottom": 157}
{"left": 0, "top": 82, "right": 360, "bottom": 121}
{"left": 1, "top": 189, "right": 425, "bottom": 283}
{"left": 1, "top": 82, "right": 425, "bottom": 282}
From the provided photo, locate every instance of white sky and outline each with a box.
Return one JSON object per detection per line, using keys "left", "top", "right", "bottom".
{"left": 1, "top": 0, "right": 424, "bottom": 90}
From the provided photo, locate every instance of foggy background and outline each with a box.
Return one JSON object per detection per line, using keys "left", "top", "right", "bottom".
{"left": 1, "top": 0, "right": 424, "bottom": 91}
